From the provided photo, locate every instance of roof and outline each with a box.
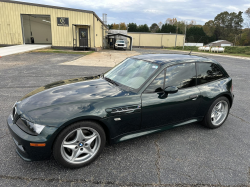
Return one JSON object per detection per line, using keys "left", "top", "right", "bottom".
{"left": 128, "top": 32, "right": 184, "bottom": 35}
{"left": 209, "top": 40, "right": 233, "bottom": 44}
{"left": 131, "top": 54, "right": 214, "bottom": 65}
{"left": 107, "top": 33, "right": 132, "bottom": 39}
{"left": 0, "top": 0, "right": 107, "bottom": 28}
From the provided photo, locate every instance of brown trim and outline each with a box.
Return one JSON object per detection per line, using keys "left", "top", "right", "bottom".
{"left": 0, "top": 0, "right": 108, "bottom": 28}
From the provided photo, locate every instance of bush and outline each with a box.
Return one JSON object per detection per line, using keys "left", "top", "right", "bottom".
{"left": 170, "top": 46, "right": 250, "bottom": 55}
{"left": 171, "top": 46, "right": 199, "bottom": 51}
{"left": 224, "top": 46, "right": 250, "bottom": 54}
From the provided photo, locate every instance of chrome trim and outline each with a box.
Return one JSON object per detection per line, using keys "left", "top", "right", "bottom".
{"left": 111, "top": 106, "right": 141, "bottom": 114}
{"left": 12, "top": 101, "right": 18, "bottom": 108}
{"left": 14, "top": 107, "right": 17, "bottom": 116}
{"left": 111, "top": 108, "right": 140, "bottom": 114}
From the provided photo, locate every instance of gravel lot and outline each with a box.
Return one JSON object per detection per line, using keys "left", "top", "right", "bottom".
{"left": 0, "top": 49, "right": 249, "bottom": 186}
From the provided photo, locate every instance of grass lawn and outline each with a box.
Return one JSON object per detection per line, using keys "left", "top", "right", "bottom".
{"left": 32, "top": 48, "right": 94, "bottom": 55}
{"left": 167, "top": 46, "right": 250, "bottom": 58}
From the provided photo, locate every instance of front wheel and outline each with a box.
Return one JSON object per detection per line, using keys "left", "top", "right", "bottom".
{"left": 53, "top": 121, "right": 106, "bottom": 168}
{"left": 202, "top": 96, "right": 230, "bottom": 129}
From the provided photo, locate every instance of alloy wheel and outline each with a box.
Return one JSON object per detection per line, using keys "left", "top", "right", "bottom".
{"left": 60, "top": 127, "right": 101, "bottom": 164}
{"left": 211, "top": 101, "right": 229, "bottom": 126}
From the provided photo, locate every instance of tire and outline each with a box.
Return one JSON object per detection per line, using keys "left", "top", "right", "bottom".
{"left": 53, "top": 121, "right": 106, "bottom": 169}
{"left": 202, "top": 96, "right": 230, "bottom": 129}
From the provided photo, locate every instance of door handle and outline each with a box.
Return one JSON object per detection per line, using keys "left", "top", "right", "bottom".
{"left": 189, "top": 95, "right": 199, "bottom": 100}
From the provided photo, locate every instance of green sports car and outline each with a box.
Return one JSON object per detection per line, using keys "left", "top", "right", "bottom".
{"left": 7, "top": 54, "right": 234, "bottom": 168}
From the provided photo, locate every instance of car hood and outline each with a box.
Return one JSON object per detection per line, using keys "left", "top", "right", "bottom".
{"left": 18, "top": 76, "right": 124, "bottom": 112}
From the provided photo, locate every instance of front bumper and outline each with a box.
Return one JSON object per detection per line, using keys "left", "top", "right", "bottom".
{"left": 115, "top": 46, "right": 126, "bottom": 49}
{"left": 7, "top": 114, "right": 58, "bottom": 161}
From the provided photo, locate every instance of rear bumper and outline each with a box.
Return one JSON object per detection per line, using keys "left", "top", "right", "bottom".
{"left": 7, "top": 114, "right": 57, "bottom": 161}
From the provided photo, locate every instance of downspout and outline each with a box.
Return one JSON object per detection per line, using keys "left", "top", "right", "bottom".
{"left": 161, "top": 34, "right": 163, "bottom": 48}
{"left": 93, "top": 13, "right": 95, "bottom": 50}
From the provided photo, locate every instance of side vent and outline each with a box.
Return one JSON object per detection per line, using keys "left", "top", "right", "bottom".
{"left": 106, "top": 105, "right": 141, "bottom": 116}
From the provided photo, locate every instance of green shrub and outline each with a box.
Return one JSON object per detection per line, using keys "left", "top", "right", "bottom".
{"left": 224, "top": 46, "right": 250, "bottom": 54}
{"left": 169, "top": 46, "right": 250, "bottom": 55}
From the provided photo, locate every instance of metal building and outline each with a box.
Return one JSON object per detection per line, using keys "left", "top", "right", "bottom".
{"left": 207, "top": 40, "right": 233, "bottom": 47}
{"left": 128, "top": 32, "right": 185, "bottom": 48}
{"left": 0, "top": 0, "right": 107, "bottom": 50}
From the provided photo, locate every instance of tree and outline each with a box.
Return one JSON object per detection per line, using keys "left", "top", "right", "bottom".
{"left": 203, "top": 20, "right": 215, "bottom": 37}
{"left": 119, "top": 22, "right": 127, "bottom": 30}
{"left": 137, "top": 24, "right": 150, "bottom": 32}
{"left": 150, "top": 23, "right": 159, "bottom": 33}
{"left": 157, "top": 23, "right": 176, "bottom": 33}
{"left": 107, "top": 24, "right": 113, "bottom": 30}
{"left": 127, "top": 23, "right": 138, "bottom": 32}
{"left": 238, "top": 28, "right": 250, "bottom": 46}
{"left": 158, "top": 22, "right": 163, "bottom": 30}
{"left": 186, "top": 26, "right": 215, "bottom": 44}
{"left": 245, "top": 8, "right": 250, "bottom": 28}
{"left": 214, "top": 11, "right": 243, "bottom": 43}
{"left": 189, "top": 20, "right": 196, "bottom": 26}
{"left": 111, "top": 23, "right": 119, "bottom": 30}
{"left": 166, "top": 18, "right": 177, "bottom": 25}
{"left": 244, "top": 8, "right": 250, "bottom": 45}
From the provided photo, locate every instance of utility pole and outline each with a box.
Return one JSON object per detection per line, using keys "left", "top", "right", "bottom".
{"left": 175, "top": 22, "right": 178, "bottom": 47}
{"left": 183, "top": 23, "right": 186, "bottom": 50}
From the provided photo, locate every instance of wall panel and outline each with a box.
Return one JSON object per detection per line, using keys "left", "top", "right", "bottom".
{"left": 0, "top": 1, "right": 104, "bottom": 48}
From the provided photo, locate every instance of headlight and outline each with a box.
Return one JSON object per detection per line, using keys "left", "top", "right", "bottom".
{"left": 16, "top": 118, "right": 45, "bottom": 135}
{"left": 26, "top": 120, "right": 45, "bottom": 134}
{"left": 115, "top": 44, "right": 117, "bottom": 46}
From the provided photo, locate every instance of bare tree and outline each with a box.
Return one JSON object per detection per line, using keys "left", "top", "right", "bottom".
{"left": 245, "top": 8, "right": 250, "bottom": 28}
{"left": 158, "top": 22, "right": 163, "bottom": 29}
{"left": 189, "top": 20, "right": 196, "bottom": 26}
{"left": 166, "top": 18, "right": 177, "bottom": 25}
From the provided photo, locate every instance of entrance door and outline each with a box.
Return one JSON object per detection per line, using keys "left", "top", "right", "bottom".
{"left": 79, "top": 28, "right": 88, "bottom": 47}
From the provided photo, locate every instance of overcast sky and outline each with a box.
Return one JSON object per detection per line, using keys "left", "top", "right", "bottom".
{"left": 19, "top": 0, "right": 249, "bottom": 26}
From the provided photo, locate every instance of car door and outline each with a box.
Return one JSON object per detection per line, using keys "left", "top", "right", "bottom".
{"left": 141, "top": 62, "right": 201, "bottom": 129}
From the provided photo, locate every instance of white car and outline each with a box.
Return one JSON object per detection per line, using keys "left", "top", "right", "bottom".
{"left": 114, "top": 40, "right": 127, "bottom": 50}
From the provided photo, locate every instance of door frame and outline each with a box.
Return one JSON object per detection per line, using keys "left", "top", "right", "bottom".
{"left": 20, "top": 14, "right": 52, "bottom": 45}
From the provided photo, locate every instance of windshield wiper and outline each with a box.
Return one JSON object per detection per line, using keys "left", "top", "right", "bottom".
{"left": 104, "top": 77, "right": 119, "bottom": 86}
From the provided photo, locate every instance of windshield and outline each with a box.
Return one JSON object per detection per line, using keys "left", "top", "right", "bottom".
{"left": 104, "top": 58, "right": 158, "bottom": 89}
{"left": 116, "top": 40, "right": 125, "bottom": 43}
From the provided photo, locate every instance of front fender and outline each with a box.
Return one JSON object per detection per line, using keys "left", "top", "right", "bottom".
{"left": 26, "top": 101, "right": 107, "bottom": 127}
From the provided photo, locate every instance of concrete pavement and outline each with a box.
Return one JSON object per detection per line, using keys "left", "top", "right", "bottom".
{"left": 0, "top": 44, "right": 51, "bottom": 57}
{"left": 0, "top": 49, "right": 250, "bottom": 186}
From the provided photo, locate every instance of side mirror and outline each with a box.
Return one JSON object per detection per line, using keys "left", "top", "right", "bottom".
{"left": 164, "top": 86, "right": 178, "bottom": 94}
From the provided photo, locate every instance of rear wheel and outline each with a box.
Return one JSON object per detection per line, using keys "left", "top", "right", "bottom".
{"left": 202, "top": 97, "right": 230, "bottom": 129}
{"left": 53, "top": 121, "right": 106, "bottom": 168}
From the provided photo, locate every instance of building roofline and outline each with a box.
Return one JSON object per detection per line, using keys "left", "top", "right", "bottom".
{"left": 0, "top": 0, "right": 108, "bottom": 28}
{"left": 107, "top": 33, "right": 132, "bottom": 39}
{"left": 128, "top": 32, "right": 184, "bottom": 35}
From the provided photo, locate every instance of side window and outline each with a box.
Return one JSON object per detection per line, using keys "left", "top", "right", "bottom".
{"left": 144, "top": 70, "right": 165, "bottom": 93}
{"left": 165, "top": 63, "right": 196, "bottom": 89}
{"left": 197, "top": 63, "right": 225, "bottom": 85}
